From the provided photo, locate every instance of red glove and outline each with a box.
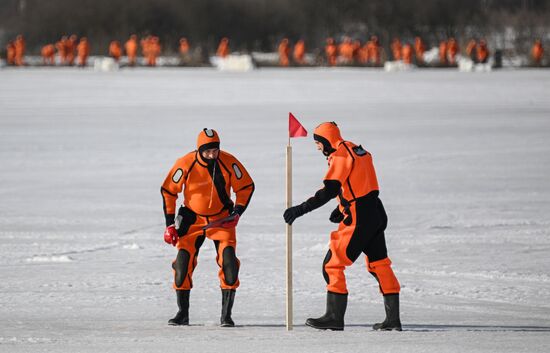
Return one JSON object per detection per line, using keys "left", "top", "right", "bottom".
{"left": 221, "top": 214, "right": 240, "bottom": 229}
{"left": 164, "top": 225, "right": 178, "bottom": 246}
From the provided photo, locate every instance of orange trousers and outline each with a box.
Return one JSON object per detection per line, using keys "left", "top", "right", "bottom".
{"left": 172, "top": 208, "right": 240, "bottom": 291}
{"left": 323, "top": 196, "right": 400, "bottom": 295}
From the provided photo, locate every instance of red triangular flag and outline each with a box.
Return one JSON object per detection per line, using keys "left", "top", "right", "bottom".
{"left": 289, "top": 112, "right": 307, "bottom": 138}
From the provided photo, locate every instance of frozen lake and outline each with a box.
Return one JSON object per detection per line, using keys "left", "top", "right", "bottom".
{"left": 1, "top": 67, "right": 550, "bottom": 352}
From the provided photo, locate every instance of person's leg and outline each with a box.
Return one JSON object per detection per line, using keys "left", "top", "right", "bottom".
{"left": 169, "top": 232, "right": 205, "bottom": 325}
{"left": 363, "top": 199, "right": 401, "bottom": 330}
{"left": 214, "top": 238, "right": 240, "bottom": 327}
{"left": 306, "top": 225, "right": 355, "bottom": 330}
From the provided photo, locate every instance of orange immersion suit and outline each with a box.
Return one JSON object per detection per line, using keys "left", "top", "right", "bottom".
{"left": 56, "top": 37, "right": 68, "bottom": 65}
{"left": 339, "top": 37, "right": 354, "bottom": 64}
{"left": 14, "top": 35, "right": 25, "bottom": 66}
{"left": 391, "top": 38, "right": 402, "bottom": 61}
{"left": 76, "top": 38, "right": 90, "bottom": 67}
{"left": 439, "top": 40, "right": 448, "bottom": 65}
{"left": 41, "top": 44, "right": 56, "bottom": 65}
{"left": 161, "top": 129, "right": 255, "bottom": 291}
{"left": 6, "top": 42, "right": 16, "bottom": 65}
{"left": 357, "top": 43, "right": 369, "bottom": 64}
{"left": 466, "top": 39, "right": 477, "bottom": 61}
{"left": 286, "top": 122, "right": 400, "bottom": 296}
{"left": 402, "top": 44, "right": 413, "bottom": 64}
{"left": 531, "top": 40, "right": 543, "bottom": 65}
{"left": 109, "top": 41, "right": 122, "bottom": 62}
{"left": 278, "top": 38, "right": 290, "bottom": 67}
{"left": 293, "top": 40, "right": 305, "bottom": 65}
{"left": 179, "top": 38, "right": 190, "bottom": 56}
{"left": 66, "top": 35, "right": 77, "bottom": 65}
{"left": 125, "top": 35, "right": 138, "bottom": 66}
{"left": 367, "top": 36, "right": 381, "bottom": 65}
{"left": 414, "top": 37, "right": 425, "bottom": 64}
{"left": 446, "top": 38, "right": 459, "bottom": 65}
{"left": 477, "top": 40, "right": 489, "bottom": 64}
{"left": 325, "top": 38, "right": 338, "bottom": 66}
{"left": 217, "top": 38, "right": 230, "bottom": 58}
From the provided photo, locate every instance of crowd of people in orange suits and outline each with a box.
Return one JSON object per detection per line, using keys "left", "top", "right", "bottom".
{"left": 3, "top": 34, "right": 547, "bottom": 67}
{"left": 277, "top": 36, "right": 545, "bottom": 67}
{"left": 324, "top": 36, "right": 494, "bottom": 66}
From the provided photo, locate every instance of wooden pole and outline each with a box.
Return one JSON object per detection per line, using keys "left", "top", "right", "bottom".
{"left": 286, "top": 144, "right": 293, "bottom": 331}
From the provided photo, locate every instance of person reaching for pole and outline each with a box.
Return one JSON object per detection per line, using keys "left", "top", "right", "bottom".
{"left": 283, "top": 122, "right": 401, "bottom": 331}
{"left": 161, "top": 128, "right": 254, "bottom": 327}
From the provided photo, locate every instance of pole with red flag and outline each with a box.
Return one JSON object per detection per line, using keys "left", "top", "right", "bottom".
{"left": 286, "top": 112, "right": 307, "bottom": 331}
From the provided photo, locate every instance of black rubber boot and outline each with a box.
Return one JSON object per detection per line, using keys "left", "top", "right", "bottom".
{"left": 373, "top": 294, "right": 402, "bottom": 331}
{"left": 220, "top": 289, "right": 236, "bottom": 327}
{"left": 305, "top": 291, "right": 348, "bottom": 331}
{"left": 168, "top": 290, "right": 190, "bottom": 326}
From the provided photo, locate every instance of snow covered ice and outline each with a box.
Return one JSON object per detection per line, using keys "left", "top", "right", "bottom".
{"left": 1, "top": 67, "right": 549, "bottom": 352}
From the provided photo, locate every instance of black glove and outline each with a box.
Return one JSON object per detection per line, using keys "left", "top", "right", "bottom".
{"left": 283, "top": 204, "right": 309, "bottom": 225}
{"left": 232, "top": 205, "right": 245, "bottom": 217}
{"left": 329, "top": 207, "right": 344, "bottom": 223}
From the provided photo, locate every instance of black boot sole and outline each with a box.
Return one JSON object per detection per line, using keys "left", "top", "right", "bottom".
{"left": 372, "top": 324, "right": 402, "bottom": 331}
{"left": 305, "top": 321, "right": 344, "bottom": 331}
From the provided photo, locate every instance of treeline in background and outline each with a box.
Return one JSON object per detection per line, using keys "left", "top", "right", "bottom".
{"left": 1, "top": 0, "right": 549, "bottom": 55}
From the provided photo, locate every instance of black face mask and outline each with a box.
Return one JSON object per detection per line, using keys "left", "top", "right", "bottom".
{"left": 313, "top": 134, "right": 336, "bottom": 157}
{"left": 198, "top": 142, "right": 220, "bottom": 165}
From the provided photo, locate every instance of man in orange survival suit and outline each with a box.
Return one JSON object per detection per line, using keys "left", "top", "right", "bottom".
{"left": 161, "top": 128, "right": 254, "bottom": 327}
{"left": 283, "top": 122, "right": 401, "bottom": 331}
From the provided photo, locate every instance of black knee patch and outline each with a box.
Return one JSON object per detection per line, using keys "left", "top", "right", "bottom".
{"left": 322, "top": 250, "right": 332, "bottom": 284}
{"left": 173, "top": 249, "right": 190, "bottom": 288}
{"left": 222, "top": 246, "right": 239, "bottom": 286}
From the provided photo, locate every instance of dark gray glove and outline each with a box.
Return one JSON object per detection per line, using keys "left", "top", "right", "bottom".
{"left": 329, "top": 207, "right": 344, "bottom": 223}
{"left": 283, "top": 203, "right": 309, "bottom": 225}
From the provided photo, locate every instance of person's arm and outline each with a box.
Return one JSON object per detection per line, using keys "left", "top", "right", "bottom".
{"left": 161, "top": 157, "right": 188, "bottom": 226}
{"left": 228, "top": 157, "right": 254, "bottom": 216}
{"left": 283, "top": 150, "right": 353, "bottom": 225}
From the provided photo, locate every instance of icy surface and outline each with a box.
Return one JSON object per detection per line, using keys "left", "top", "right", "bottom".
{"left": 1, "top": 68, "right": 549, "bottom": 352}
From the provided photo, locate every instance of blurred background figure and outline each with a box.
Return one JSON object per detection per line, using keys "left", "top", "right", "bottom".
{"left": 447, "top": 37, "right": 459, "bottom": 65}
{"left": 477, "top": 39, "right": 489, "bottom": 64}
{"left": 141, "top": 35, "right": 151, "bottom": 62}
{"left": 325, "top": 37, "right": 337, "bottom": 66}
{"left": 439, "top": 39, "right": 448, "bottom": 65}
{"left": 216, "top": 37, "right": 230, "bottom": 58}
{"left": 357, "top": 41, "right": 369, "bottom": 65}
{"left": 339, "top": 36, "right": 354, "bottom": 64}
{"left": 466, "top": 39, "right": 477, "bottom": 62}
{"left": 109, "top": 40, "right": 122, "bottom": 62}
{"left": 367, "top": 36, "right": 381, "bottom": 65}
{"left": 278, "top": 38, "right": 290, "bottom": 67}
{"left": 77, "top": 37, "right": 90, "bottom": 67}
{"left": 6, "top": 41, "right": 16, "bottom": 65}
{"left": 391, "top": 37, "right": 402, "bottom": 61}
{"left": 56, "top": 36, "right": 69, "bottom": 65}
{"left": 14, "top": 35, "right": 25, "bottom": 66}
{"left": 414, "top": 36, "right": 425, "bottom": 65}
{"left": 147, "top": 36, "right": 161, "bottom": 66}
{"left": 352, "top": 39, "right": 361, "bottom": 63}
{"left": 293, "top": 39, "right": 305, "bottom": 65}
{"left": 41, "top": 44, "right": 56, "bottom": 65}
{"left": 531, "top": 39, "right": 544, "bottom": 66}
{"left": 179, "top": 37, "right": 190, "bottom": 64}
{"left": 66, "top": 35, "right": 78, "bottom": 65}
{"left": 125, "top": 35, "right": 138, "bottom": 66}
{"left": 402, "top": 43, "right": 413, "bottom": 64}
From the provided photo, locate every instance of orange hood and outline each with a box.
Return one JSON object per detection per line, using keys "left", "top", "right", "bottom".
{"left": 313, "top": 122, "right": 343, "bottom": 156}
{"left": 197, "top": 128, "right": 220, "bottom": 150}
